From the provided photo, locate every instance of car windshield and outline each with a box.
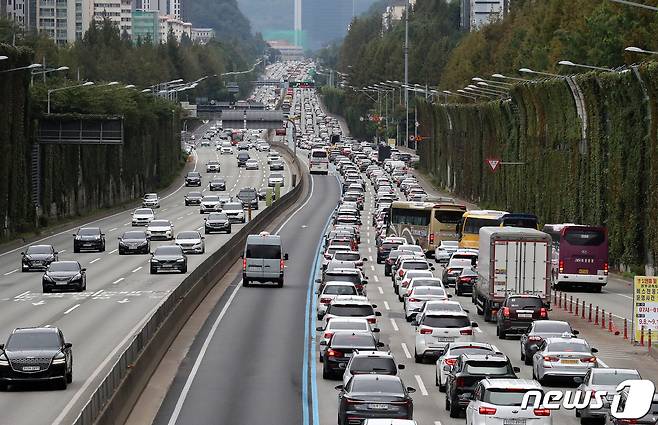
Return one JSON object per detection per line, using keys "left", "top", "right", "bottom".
{"left": 426, "top": 303, "right": 463, "bottom": 312}
{"left": 449, "top": 346, "right": 495, "bottom": 356}
{"left": 483, "top": 389, "right": 540, "bottom": 406}
{"left": 123, "top": 231, "right": 146, "bottom": 239}
{"left": 144, "top": 194, "right": 157, "bottom": 199}
{"left": 533, "top": 322, "right": 571, "bottom": 333}
{"left": 135, "top": 209, "right": 152, "bottom": 214}
{"left": 188, "top": 172, "right": 200, "bottom": 177}
{"left": 413, "top": 287, "right": 446, "bottom": 297}
{"left": 509, "top": 297, "right": 543, "bottom": 309}
{"left": 78, "top": 228, "right": 99, "bottom": 236}
{"left": 6, "top": 332, "right": 60, "bottom": 351}
{"left": 49, "top": 262, "right": 79, "bottom": 272}
{"left": 403, "top": 261, "right": 429, "bottom": 270}
{"left": 351, "top": 378, "right": 404, "bottom": 394}
{"left": 224, "top": 204, "right": 241, "bottom": 211}
{"left": 246, "top": 244, "right": 281, "bottom": 259}
{"left": 591, "top": 372, "right": 640, "bottom": 385}
{"left": 324, "top": 285, "right": 357, "bottom": 296}
{"left": 422, "top": 315, "right": 470, "bottom": 328}
{"left": 177, "top": 232, "right": 200, "bottom": 239}
{"left": 187, "top": 192, "right": 202, "bottom": 198}
{"left": 350, "top": 358, "right": 397, "bottom": 375}
{"left": 26, "top": 246, "right": 52, "bottom": 254}
{"left": 150, "top": 220, "right": 170, "bottom": 227}
{"left": 334, "top": 252, "right": 360, "bottom": 261}
{"left": 547, "top": 342, "right": 590, "bottom": 352}
{"left": 464, "top": 217, "right": 501, "bottom": 234}
{"left": 203, "top": 196, "right": 219, "bottom": 202}
{"left": 208, "top": 213, "right": 228, "bottom": 220}
{"left": 325, "top": 273, "right": 360, "bottom": 285}
{"left": 465, "top": 361, "right": 513, "bottom": 375}
{"left": 412, "top": 279, "right": 442, "bottom": 287}
{"left": 331, "top": 333, "right": 375, "bottom": 347}
{"left": 155, "top": 246, "right": 182, "bottom": 255}
{"left": 329, "top": 322, "right": 369, "bottom": 332}
{"left": 328, "top": 305, "right": 374, "bottom": 317}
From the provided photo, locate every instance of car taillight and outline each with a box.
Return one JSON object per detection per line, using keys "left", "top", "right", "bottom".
{"left": 540, "top": 307, "right": 548, "bottom": 318}
{"left": 327, "top": 349, "right": 343, "bottom": 357}
{"left": 528, "top": 336, "right": 543, "bottom": 341}
{"left": 367, "top": 318, "right": 376, "bottom": 324}
{"left": 460, "top": 329, "right": 473, "bottom": 335}
{"left": 502, "top": 307, "right": 510, "bottom": 318}
{"left": 320, "top": 298, "right": 332, "bottom": 304}
{"left": 429, "top": 234, "right": 435, "bottom": 244}
{"left": 280, "top": 259, "right": 285, "bottom": 270}
{"left": 401, "top": 280, "right": 410, "bottom": 288}
{"left": 445, "top": 358, "right": 457, "bottom": 366}
{"left": 559, "top": 260, "right": 564, "bottom": 273}
{"left": 243, "top": 258, "right": 246, "bottom": 271}
{"left": 399, "top": 269, "right": 405, "bottom": 277}
{"left": 543, "top": 356, "right": 559, "bottom": 362}
{"left": 580, "top": 356, "right": 597, "bottom": 363}
{"left": 459, "top": 277, "right": 472, "bottom": 282}
{"left": 323, "top": 332, "right": 334, "bottom": 339}
{"left": 534, "top": 408, "right": 551, "bottom": 416}
{"left": 408, "top": 298, "right": 419, "bottom": 302}
{"left": 324, "top": 253, "right": 331, "bottom": 259}
{"left": 617, "top": 420, "right": 638, "bottom": 424}
{"left": 478, "top": 406, "right": 497, "bottom": 415}
{"left": 604, "top": 262, "right": 609, "bottom": 275}
{"left": 456, "top": 377, "right": 465, "bottom": 387}
{"left": 420, "top": 328, "right": 433, "bottom": 334}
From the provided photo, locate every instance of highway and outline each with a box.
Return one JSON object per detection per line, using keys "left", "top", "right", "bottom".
{"left": 0, "top": 119, "right": 293, "bottom": 425}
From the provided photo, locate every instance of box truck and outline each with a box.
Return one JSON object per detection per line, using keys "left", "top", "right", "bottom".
{"left": 473, "top": 227, "right": 552, "bottom": 322}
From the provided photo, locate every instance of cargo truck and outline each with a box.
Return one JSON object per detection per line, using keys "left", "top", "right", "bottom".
{"left": 473, "top": 227, "right": 552, "bottom": 322}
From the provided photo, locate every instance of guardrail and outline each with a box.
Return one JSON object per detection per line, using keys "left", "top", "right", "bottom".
{"left": 71, "top": 143, "right": 307, "bottom": 425}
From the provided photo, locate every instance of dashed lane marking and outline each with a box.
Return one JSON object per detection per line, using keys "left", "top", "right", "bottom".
{"left": 4, "top": 269, "right": 18, "bottom": 276}
{"left": 378, "top": 286, "right": 384, "bottom": 294}
{"left": 89, "top": 258, "right": 100, "bottom": 264}
{"left": 108, "top": 249, "right": 117, "bottom": 254}
{"left": 112, "top": 278, "right": 124, "bottom": 284}
{"left": 401, "top": 343, "right": 412, "bottom": 359}
{"left": 64, "top": 304, "right": 80, "bottom": 315}
{"left": 415, "top": 375, "right": 429, "bottom": 396}
{"left": 132, "top": 266, "right": 142, "bottom": 273}
{"left": 384, "top": 301, "right": 390, "bottom": 311}
{"left": 108, "top": 227, "right": 117, "bottom": 232}
{"left": 390, "top": 318, "right": 399, "bottom": 331}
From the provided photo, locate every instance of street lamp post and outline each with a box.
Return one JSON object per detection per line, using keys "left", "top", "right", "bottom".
{"left": 557, "top": 60, "right": 614, "bottom": 72}
{"left": 625, "top": 46, "right": 658, "bottom": 56}
{"left": 519, "top": 68, "right": 563, "bottom": 78}
{"left": 0, "top": 63, "right": 42, "bottom": 74}
{"left": 491, "top": 73, "right": 531, "bottom": 82}
{"left": 47, "top": 81, "right": 95, "bottom": 114}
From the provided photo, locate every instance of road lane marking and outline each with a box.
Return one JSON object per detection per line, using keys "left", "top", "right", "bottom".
{"left": 64, "top": 304, "right": 80, "bottom": 314}
{"left": 373, "top": 275, "right": 379, "bottom": 282}
{"left": 368, "top": 256, "right": 373, "bottom": 261}
{"left": 91, "top": 289, "right": 104, "bottom": 297}
{"left": 598, "top": 358, "right": 609, "bottom": 368}
{"left": 89, "top": 258, "right": 101, "bottom": 264}
{"left": 434, "top": 422, "right": 442, "bottom": 425}
{"left": 378, "top": 286, "right": 384, "bottom": 294}
{"left": 117, "top": 298, "right": 130, "bottom": 304}
{"left": 616, "top": 293, "right": 633, "bottom": 300}
{"left": 401, "top": 343, "right": 412, "bottom": 359}
{"left": 475, "top": 327, "right": 483, "bottom": 333}
{"left": 390, "top": 318, "right": 399, "bottom": 331}
{"left": 15, "top": 291, "right": 30, "bottom": 298}
{"left": 4, "top": 269, "right": 18, "bottom": 275}
{"left": 32, "top": 300, "right": 45, "bottom": 306}
{"left": 108, "top": 248, "right": 117, "bottom": 254}
{"left": 108, "top": 227, "right": 117, "bottom": 232}
{"left": 415, "top": 375, "right": 429, "bottom": 396}
{"left": 384, "top": 301, "right": 390, "bottom": 311}
{"left": 368, "top": 246, "right": 372, "bottom": 253}
{"left": 370, "top": 265, "right": 375, "bottom": 271}
{"left": 132, "top": 266, "right": 142, "bottom": 273}
{"left": 59, "top": 249, "right": 67, "bottom": 253}
{"left": 112, "top": 278, "right": 124, "bottom": 284}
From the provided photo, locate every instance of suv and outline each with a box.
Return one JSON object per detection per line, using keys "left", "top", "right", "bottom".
{"left": 336, "top": 375, "right": 415, "bottom": 424}
{"left": 185, "top": 171, "right": 201, "bottom": 186}
{"left": 342, "top": 350, "right": 405, "bottom": 386}
{"left": 142, "top": 193, "right": 160, "bottom": 208}
{"left": 206, "top": 161, "right": 220, "bottom": 173}
{"left": 242, "top": 232, "right": 288, "bottom": 287}
{"left": 413, "top": 312, "right": 477, "bottom": 362}
{"left": 236, "top": 187, "right": 259, "bottom": 210}
{"left": 237, "top": 152, "right": 250, "bottom": 167}
{"left": 496, "top": 294, "right": 548, "bottom": 339}
{"left": 445, "top": 353, "right": 520, "bottom": 418}
{"left": 466, "top": 379, "right": 549, "bottom": 425}
{"left": 0, "top": 327, "right": 73, "bottom": 390}
{"left": 322, "top": 332, "right": 383, "bottom": 379}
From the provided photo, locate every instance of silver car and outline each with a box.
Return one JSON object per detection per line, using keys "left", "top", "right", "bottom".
{"left": 434, "top": 240, "right": 459, "bottom": 264}
{"left": 316, "top": 318, "right": 377, "bottom": 362}
{"left": 132, "top": 208, "right": 155, "bottom": 226}
{"left": 146, "top": 219, "right": 174, "bottom": 240}
{"left": 175, "top": 231, "right": 205, "bottom": 254}
{"left": 575, "top": 368, "right": 641, "bottom": 422}
{"left": 532, "top": 336, "right": 599, "bottom": 384}
{"left": 142, "top": 193, "right": 160, "bottom": 208}
{"left": 435, "top": 342, "right": 500, "bottom": 392}
{"left": 404, "top": 286, "right": 449, "bottom": 321}
{"left": 200, "top": 195, "right": 222, "bottom": 214}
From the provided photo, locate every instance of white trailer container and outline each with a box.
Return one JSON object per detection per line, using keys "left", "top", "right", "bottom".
{"left": 474, "top": 227, "right": 552, "bottom": 321}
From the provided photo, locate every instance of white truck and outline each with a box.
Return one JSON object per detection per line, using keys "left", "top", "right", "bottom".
{"left": 473, "top": 227, "right": 552, "bottom": 322}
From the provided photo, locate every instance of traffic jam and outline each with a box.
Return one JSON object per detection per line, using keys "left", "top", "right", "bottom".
{"left": 309, "top": 133, "right": 656, "bottom": 424}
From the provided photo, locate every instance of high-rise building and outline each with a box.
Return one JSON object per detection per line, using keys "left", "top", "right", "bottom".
{"left": 5, "top": 0, "right": 28, "bottom": 28}
{"left": 36, "top": 0, "right": 92, "bottom": 44}
{"left": 93, "top": 0, "right": 132, "bottom": 35}
{"left": 191, "top": 27, "right": 213, "bottom": 44}
{"left": 132, "top": 8, "right": 159, "bottom": 42}
{"left": 463, "top": 0, "right": 509, "bottom": 31}
{"left": 158, "top": 14, "right": 190, "bottom": 42}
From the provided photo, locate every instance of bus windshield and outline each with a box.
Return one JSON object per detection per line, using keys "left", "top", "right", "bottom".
{"left": 391, "top": 208, "right": 431, "bottom": 226}
{"left": 463, "top": 217, "right": 501, "bottom": 234}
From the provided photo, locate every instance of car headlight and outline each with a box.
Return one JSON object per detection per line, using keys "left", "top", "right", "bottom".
{"left": 151, "top": 258, "right": 159, "bottom": 263}
{"left": 43, "top": 274, "right": 54, "bottom": 282}
{"left": 71, "top": 273, "right": 82, "bottom": 281}
{"left": 176, "top": 258, "right": 185, "bottom": 263}
{"left": 0, "top": 352, "right": 8, "bottom": 366}
{"left": 52, "top": 352, "right": 66, "bottom": 365}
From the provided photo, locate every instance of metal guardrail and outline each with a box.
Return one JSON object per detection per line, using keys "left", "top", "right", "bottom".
{"left": 70, "top": 144, "right": 305, "bottom": 425}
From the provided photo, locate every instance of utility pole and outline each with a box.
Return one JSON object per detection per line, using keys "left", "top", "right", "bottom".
{"left": 404, "top": 0, "right": 409, "bottom": 148}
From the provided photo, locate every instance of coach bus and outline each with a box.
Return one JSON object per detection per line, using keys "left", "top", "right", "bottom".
{"left": 457, "top": 210, "right": 509, "bottom": 249}
{"left": 501, "top": 213, "right": 539, "bottom": 229}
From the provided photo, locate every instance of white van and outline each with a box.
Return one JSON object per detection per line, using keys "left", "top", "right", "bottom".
{"left": 242, "top": 232, "right": 288, "bottom": 287}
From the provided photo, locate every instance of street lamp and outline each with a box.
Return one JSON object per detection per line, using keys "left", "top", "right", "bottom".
{"left": 443, "top": 90, "right": 476, "bottom": 101}
{"left": 47, "top": 81, "right": 95, "bottom": 114}
{"left": 124, "top": 84, "right": 135, "bottom": 89}
{"left": 0, "top": 63, "right": 42, "bottom": 73}
{"left": 0, "top": 56, "right": 7, "bottom": 61}
{"left": 106, "top": 81, "right": 119, "bottom": 86}
{"left": 625, "top": 46, "right": 658, "bottom": 56}
{"left": 491, "top": 73, "right": 530, "bottom": 82}
{"left": 519, "top": 68, "right": 563, "bottom": 78}
{"left": 472, "top": 77, "right": 513, "bottom": 87}
{"left": 607, "top": 0, "right": 658, "bottom": 11}
{"left": 465, "top": 86, "right": 501, "bottom": 98}
{"left": 476, "top": 82, "right": 509, "bottom": 93}
{"left": 141, "top": 88, "right": 152, "bottom": 93}
{"left": 31, "top": 65, "right": 69, "bottom": 84}
{"left": 557, "top": 60, "right": 614, "bottom": 72}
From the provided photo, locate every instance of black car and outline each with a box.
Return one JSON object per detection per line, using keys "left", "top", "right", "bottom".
{"left": 455, "top": 266, "right": 477, "bottom": 296}
{"left": 496, "top": 294, "right": 548, "bottom": 339}
{"left": 42, "top": 261, "right": 86, "bottom": 293}
{"left": 21, "top": 245, "right": 58, "bottom": 272}
{"left": 269, "top": 160, "right": 284, "bottom": 171}
{"left": 185, "top": 171, "right": 202, "bottom": 187}
{"left": 0, "top": 327, "right": 73, "bottom": 390}
{"left": 73, "top": 227, "right": 105, "bottom": 252}
{"left": 237, "top": 152, "right": 250, "bottom": 167}
{"left": 184, "top": 191, "right": 203, "bottom": 205}
{"left": 336, "top": 375, "right": 415, "bottom": 425}
{"left": 204, "top": 212, "right": 231, "bottom": 234}
{"left": 520, "top": 320, "right": 578, "bottom": 365}
{"left": 118, "top": 230, "right": 150, "bottom": 255}
{"left": 237, "top": 142, "right": 249, "bottom": 151}
{"left": 150, "top": 245, "right": 187, "bottom": 274}
{"left": 209, "top": 177, "right": 226, "bottom": 191}
{"left": 322, "top": 332, "right": 383, "bottom": 379}
{"left": 444, "top": 353, "right": 519, "bottom": 418}
{"left": 236, "top": 187, "right": 259, "bottom": 210}
{"left": 377, "top": 240, "right": 403, "bottom": 263}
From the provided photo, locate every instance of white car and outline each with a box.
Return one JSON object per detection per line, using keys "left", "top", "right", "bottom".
{"left": 267, "top": 173, "right": 285, "bottom": 187}
{"left": 267, "top": 154, "right": 281, "bottom": 164}
{"left": 256, "top": 142, "right": 270, "bottom": 151}
{"left": 323, "top": 295, "right": 381, "bottom": 328}
{"left": 142, "top": 193, "right": 160, "bottom": 208}
{"left": 394, "top": 258, "right": 434, "bottom": 294}
{"left": 435, "top": 240, "right": 459, "bottom": 264}
{"left": 342, "top": 350, "right": 405, "bottom": 387}
{"left": 316, "top": 317, "right": 377, "bottom": 361}
{"left": 413, "top": 311, "right": 477, "bottom": 362}
{"left": 220, "top": 146, "right": 233, "bottom": 155}
{"left": 131, "top": 208, "right": 155, "bottom": 226}
{"left": 316, "top": 281, "right": 358, "bottom": 319}
{"left": 175, "top": 230, "right": 205, "bottom": 254}
{"left": 199, "top": 195, "right": 222, "bottom": 214}
{"left": 222, "top": 202, "right": 245, "bottom": 223}
{"left": 146, "top": 219, "right": 174, "bottom": 240}
{"left": 465, "top": 379, "right": 551, "bottom": 425}
{"left": 245, "top": 159, "right": 259, "bottom": 170}
{"left": 404, "top": 286, "right": 450, "bottom": 321}
{"left": 435, "top": 342, "right": 500, "bottom": 391}
{"left": 206, "top": 161, "right": 220, "bottom": 172}
{"left": 397, "top": 270, "right": 435, "bottom": 301}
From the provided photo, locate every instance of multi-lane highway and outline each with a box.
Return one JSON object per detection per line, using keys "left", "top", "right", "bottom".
{"left": 0, "top": 119, "right": 293, "bottom": 424}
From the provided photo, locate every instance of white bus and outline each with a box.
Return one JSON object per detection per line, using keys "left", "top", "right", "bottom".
{"left": 309, "top": 148, "right": 329, "bottom": 175}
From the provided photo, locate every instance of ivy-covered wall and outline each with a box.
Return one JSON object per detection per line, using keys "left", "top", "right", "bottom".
{"left": 417, "top": 63, "right": 658, "bottom": 270}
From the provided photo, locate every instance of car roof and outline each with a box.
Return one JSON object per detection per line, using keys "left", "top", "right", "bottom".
{"left": 350, "top": 374, "right": 402, "bottom": 384}
{"left": 460, "top": 353, "right": 509, "bottom": 361}
{"left": 326, "top": 317, "right": 369, "bottom": 325}
{"left": 352, "top": 350, "right": 394, "bottom": 359}
{"left": 323, "top": 281, "right": 357, "bottom": 287}
{"left": 425, "top": 310, "right": 468, "bottom": 317}
{"left": 13, "top": 326, "right": 60, "bottom": 335}
{"left": 326, "top": 268, "right": 360, "bottom": 274}
{"left": 480, "top": 378, "right": 542, "bottom": 390}
{"left": 589, "top": 368, "right": 640, "bottom": 375}
{"left": 544, "top": 337, "right": 589, "bottom": 345}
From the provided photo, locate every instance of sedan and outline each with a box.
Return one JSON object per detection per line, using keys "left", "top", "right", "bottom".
{"left": 336, "top": 375, "right": 415, "bottom": 425}
{"left": 42, "top": 261, "right": 86, "bottom": 292}
{"left": 200, "top": 195, "right": 223, "bottom": 214}
{"left": 222, "top": 202, "right": 246, "bottom": 223}
{"left": 73, "top": 227, "right": 105, "bottom": 252}
{"left": 209, "top": 177, "right": 226, "bottom": 191}
{"left": 575, "top": 368, "right": 641, "bottom": 423}
{"left": 175, "top": 231, "right": 205, "bottom": 254}
{"left": 270, "top": 160, "right": 284, "bottom": 171}
{"left": 184, "top": 191, "right": 203, "bottom": 206}
{"left": 267, "top": 173, "right": 285, "bottom": 187}
{"left": 245, "top": 159, "right": 259, "bottom": 170}
{"left": 185, "top": 171, "right": 202, "bottom": 186}
{"left": 520, "top": 320, "right": 578, "bottom": 365}
{"left": 131, "top": 208, "right": 155, "bottom": 226}
{"left": 204, "top": 212, "right": 231, "bottom": 234}
{"left": 322, "top": 332, "right": 384, "bottom": 379}
{"left": 0, "top": 327, "right": 73, "bottom": 390}
{"left": 150, "top": 245, "right": 187, "bottom": 274}
{"left": 532, "top": 337, "right": 599, "bottom": 384}
{"left": 404, "top": 287, "right": 449, "bottom": 321}
{"left": 146, "top": 219, "right": 174, "bottom": 240}
{"left": 118, "top": 230, "right": 150, "bottom": 254}
{"left": 220, "top": 146, "right": 233, "bottom": 155}
{"left": 21, "top": 245, "right": 58, "bottom": 272}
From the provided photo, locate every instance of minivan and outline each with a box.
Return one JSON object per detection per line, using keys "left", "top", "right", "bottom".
{"left": 242, "top": 232, "right": 288, "bottom": 287}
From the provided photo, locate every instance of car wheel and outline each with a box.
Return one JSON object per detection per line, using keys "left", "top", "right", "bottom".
{"left": 277, "top": 279, "right": 284, "bottom": 288}
{"left": 0, "top": 382, "right": 7, "bottom": 391}
{"left": 414, "top": 349, "right": 422, "bottom": 364}
{"left": 58, "top": 377, "right": 67, "bottom": 390}
{"left": 499, "top": 328, "right": 507, "bottom": 339}
{"left": 439, "top": 382, "right": 446, "bottom": 392}
{"left": 100, "top": 243, "right": 105, "bottom": 252}
{"left": 243, "top": 279, "right": 250, "bottom": 287}
{"left": 322, "top": 365, "right": 331, "bottom": 379}
{"left": 227, "top": 227, "right": 232, "bottom": 234}
{"left": 449, "top": 397, "right": 461, "bottom": 418}
{"left": 66, "top": 369, "right": 73, "bottom": 384}
{"left": 73, "top": 246, "right": 80, "bottom": 253}
{"left": 181, "top": 266, "right": 187, "bottom": 273}
{"left": 43, "top": 286, "right": 51, "bottom": 293}
{"left": 204, "top": 229, "right": 209, "bottom": 235}
{"left": 398, "top": 294, "right": 404, "bottom": 302}
{"left": 456, "top": 287, "right": 462, "bottom": 296}
{"left": 150, "top": 267, "right": 156, "bottom": 274}
{"left": 445, "top": 395, "right": 450, "bottom": 411}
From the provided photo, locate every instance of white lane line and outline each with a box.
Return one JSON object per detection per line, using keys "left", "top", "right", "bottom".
{"left": 124, "top": 223, "right": 129, "bottom": 226}
{"left": 415, "top": 375, "right": 429, "bottom": 396}
{"left": 368, "top": 256, "right": 373, "bottom": 261}
{"left": 186, "top": 212, "right": 193, "bottom": 216}
{"left": 176, "top": 216, "right": 183, "bottom": 220}
{"left": 390, "top": 318, "right": 399, "bottom": 331}
{"left": 196, "top": 226, "right": 203, "bottom": 231}
{"left": 108, "top": 248, "right": 117, "bottom": 254}
{"left": 475, "top": 327, "right": 483, "bottom": 333}
{"left": 434, "top": 421, "right": 443, "bottom": 425}
{"left": 15, "top": 290, "right": 30, "bottom": 298}
{"left": 384, "top": 301, "right": 390, "bottom": 311}
{"left": 132, "top": 266, "right": 142, "bottom": 273}
{"left": 112, "top": 277, "right": 124, "bottom": 284}
{"left": 91, "top": 289, "right": 104, "bottom": 297}
{"left": 64, "top": 304, "right": 80, "bottom": 315}
{"left": 598, "top": 358, "right": 609, "bottom": 368}
{"left": 368, "top": 246, "right": 372, "bottom": 253}
{"left": 4, "top": 269, "right": 18, "bottom": 275}
{"left": 378, "top": 286, "right": 384, "bottom": 294}
{"left": 370, "top": 265, "right": 375, "bottom": 271}
{"left": 108, "top": 227, "right": 117, "bottom": 232}
{"left": 89, "top": 258, "right": 101, "bottom": 264}
{"left": 401, "top": 343, "right": 412, "bottom": 359}
{"left": 616, "top": 293, "right": 633, "bottom": 300}
{"left": 59, "top": 249, "right": 67, "bottom": 253}
{"left": 162, "top": 208, "right": 168, "bottom": 211}
{"left": 373, "top": 275, "right": 379, "bottom": 282}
